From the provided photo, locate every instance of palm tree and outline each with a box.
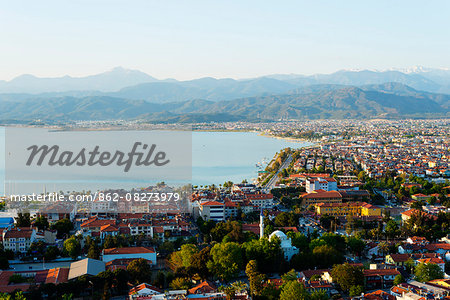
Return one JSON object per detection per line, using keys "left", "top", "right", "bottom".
{"left": 378, "top": 241, "right": 389, "bottom": 256}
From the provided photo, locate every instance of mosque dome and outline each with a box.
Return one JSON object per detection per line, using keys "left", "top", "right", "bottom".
{"left": 269, "top": 230, "right": 288, "bottom": 241}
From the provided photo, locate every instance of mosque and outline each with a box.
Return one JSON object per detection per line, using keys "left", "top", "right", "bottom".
{"left": 260, "top": 210, "right": 299, "bottom": 261}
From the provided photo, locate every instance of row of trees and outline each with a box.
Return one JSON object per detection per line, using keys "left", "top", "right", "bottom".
{"left": 169, "top": 237, "right": 283, "bottom": 282}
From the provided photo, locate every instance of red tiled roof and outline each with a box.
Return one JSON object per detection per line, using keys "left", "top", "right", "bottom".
{"left": 3, "top": 228, "right": 34, "bottom": 239}
{"left": 302, "top": 190, "right": 342, "bottom": 199}
{"left": 81, "top": 217, "right": 115, "bottom": 228}
{"left": 129, "top": 283, "right": 162, "bottom": 295}
{"left": 388, "top": 253, "right": 410, "bottom": 263}
{"left": 364, "top": 290, "right": 396, "bottom": 300}
{"left": 242, "top": 224, "right": 260, "bottom": 235}
{"left": 200, "top": 201, "right": 224, "bottom": 206}
{"left": 188, "top": 280, "right": 217, "bottom": 294}
{"left": 246, "top": 194, "right": 273, "bottom": 200}
{"left": 45, "top": 268, "right": 69, "bottom": 284}
{"left": 417, "top": 257, "right": 444, "bottom": 264}
{"left": 100, "top": 224, "right": 119, "bottom": 232}
{"left": 426, "top": 243, "right": 450, "bottom": 251}
{"left": 153, "top": 226, "right": 164, "bottom": 233}
{"left": 103, "top": 246, "right": 155, "bottom": 255}
{"left": 391, "top": 285, "right": 408, "bottom": 294}
{"left": 401, "top": 209, "right": 437, "bottom": 220}
{"left": 363, "top": 269, "right": 400, "bottom": 276}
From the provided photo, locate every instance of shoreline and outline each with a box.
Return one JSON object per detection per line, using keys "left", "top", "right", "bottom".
{"left": 258, "top": 132, "right": 318, "bottom": 145}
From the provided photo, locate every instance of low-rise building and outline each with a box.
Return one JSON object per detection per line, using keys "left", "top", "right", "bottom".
{"left": 102, "top": 247, "right": 157, "bottom": 265}
{"left": 199, "top": 201, "right": 225, "bottom": 222}
{"left": 363, "top": 268, "right": 400, "bottom": 289}
{"left": 301, "top": 190, "right": 342, "bottom": 206}
{"left": 306, "top": 177, "right": 337, "bottom": 193}
{"left": 2, "top": 227, "right": 36, "bottom": 253}
{"left": 68, "top": 258, "right": 106, "bottom": 280}
{"left": 314, "top": 202, "right": 381, "bottom": 217}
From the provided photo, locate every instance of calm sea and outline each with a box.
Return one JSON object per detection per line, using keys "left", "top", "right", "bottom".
{"left": 0, "top": 128, "right": 312, "bottom": 194}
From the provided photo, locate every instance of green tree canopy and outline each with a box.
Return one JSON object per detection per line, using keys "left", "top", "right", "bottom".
{"left": 415, "top": 263, "right": 444, "bottom": 282}
{"left": 63, "top": 236, "right": 81, "bottom": 259}
{"left": 207, "top": 242, "right": 244, "bottom": 281}
{"left": 393, "top": 274, "right": 405, "bottom": 285}
{"left": 127, "top": 258, "right": 152, "bottom": 284}
{"left": 169, "top": 244, "right": 198, "bottom": 270}
{"left": 35, "top": 215, "right": 49, "bottom": 230}
{"left": 331, "top": 263, "right": 364, "bottom": 292}
{"left": 246, "top": 260, "right": 265, "bottom": 297}
{"left": 279, "top": 280, "right": 308, "bottom": 300}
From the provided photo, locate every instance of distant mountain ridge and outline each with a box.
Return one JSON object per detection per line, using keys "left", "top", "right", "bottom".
{"left": 1, "top": 66, "right": 450, "bottom": 97}
{"left": 0, "top": 82, "right": 448, "bottom": 122}
{"left": 0, "top": 67, "right": 158, "bottom": 93}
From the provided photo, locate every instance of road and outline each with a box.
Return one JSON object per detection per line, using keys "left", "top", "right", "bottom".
{"left": 264, "top": 154, "right": 293, "bottom": 191}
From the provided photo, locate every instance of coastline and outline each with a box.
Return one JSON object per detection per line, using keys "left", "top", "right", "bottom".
{"left": 258, "top": 132, "right": 318, "bottom": 145}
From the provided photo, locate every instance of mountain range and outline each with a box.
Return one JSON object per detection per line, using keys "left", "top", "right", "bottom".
{"left": 0, "top": 67, "right": 449, "bottom": 122}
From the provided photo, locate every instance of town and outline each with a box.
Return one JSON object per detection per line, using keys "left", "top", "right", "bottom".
{"left": 0, "top": 119, "right": 449, "bottom": 300}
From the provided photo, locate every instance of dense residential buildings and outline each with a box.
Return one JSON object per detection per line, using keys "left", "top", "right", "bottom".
{"left": 0, "top": 119, "right": 448, "bottom": 299}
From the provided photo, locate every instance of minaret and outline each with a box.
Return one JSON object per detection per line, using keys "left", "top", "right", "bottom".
{"left": 259, "top": 208, "right": 264, "bottom": 239}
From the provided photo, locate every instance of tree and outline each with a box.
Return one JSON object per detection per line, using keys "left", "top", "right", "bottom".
{"left": 377, "top": 241, "right": 389, "bottom": 256}
{"left": 410, "top": 201, "right": 424, "bottom": 210}
{"left": 312, "top": 245, "right": 343, "bottom": 268}
{"left": 279, "top": 280, "right": 308, "bottom": 300}
{"left": 112, "top": 269, "right": 129, "bottom": 294}
{"left": 274, "top": 212, "right": 298, "bottom": 227}
{"left": 169, "top": 277, "right": 191, "bottom": 290}
{"left": 242, "top": 237, "right": 283, "bottom": 274}
{"left": 61, "top": 294, "right": 73, "bottom": 300}
{"left": 127, "top": 258, "right": 152, "bottom": 284}
{"left": 393, "top": 274, "right": 405, "bottom": 285}
{"left": 35, "top": 215, "right": 49, "bottom": 230}
{"left": 102, "top": 235, "right": 114, "bottom": 249}
{"left": 415, "top": 263, "right": 444, "bottom": 282}
{"left": 346, "top": 237, "right": 365, "bottom": 257}
{"left": 44, "top": 246, "right": 60, "bottom": 261}
{"left": 153, "top": 271, "right": 166, "bottom": 289}
{"left": 0, "top": 256, "right": 9, "bottom": 270}
{"left": 288, "top": 232, "right": 309, "bottom": 252}
{"left": 405, "top": 258, "right": 416, "bottom": 274}
{"left": 15, "top": 213, "right": 31, "bottom": 227}
{"left": 357, "top": 171, "right": 366, "bottom": 181}
{"left": 281, "top": 269, "right": 298, "bottom": 282}
{"left": 246, "top": 260, "right": 264, "bottom": 297}
{"left": 385, "top": 220, "right": 400, "bottom": 239}
{"left": 52, "top": 218, "right": 73, "bottom": 238}
{"left": 207, "top": 242, "right": 244, "bottom": 281}
{"left": 310, "top": 289, "right": 329, "bottom": 300}
{"left": 349, "top": 285, "right": 364, "bottom": 297}
{"left": 28, "top": 241, "right": 46, "bottom": 256}
{"left": 210, "top": 221, "right": 244, "bottom": 243}
{"left": 219, "top": 281, "right": 248, "bottom": 300}
{"left": 87, "top": 243, "right": 100, "bottom": 260}
{"left": 63, "top": 236, "right": 81, "bottom": 259}
{"left": 169, "top": 244, "right": 198, "bottom": 270}
{"left": 331, "top": 263, "right": 364, "bottom": 292}
{"left": 190, "top": 246, "right": 211, "bottom": 279}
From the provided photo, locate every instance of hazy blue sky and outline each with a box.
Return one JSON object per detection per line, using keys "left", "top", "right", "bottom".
{"left": 0, "top": 0, "right": 449, "bottom": 80}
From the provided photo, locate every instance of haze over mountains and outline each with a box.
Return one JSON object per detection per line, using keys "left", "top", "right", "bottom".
{"left": 0, "top": 67, "right": 449, "bottom": 122}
